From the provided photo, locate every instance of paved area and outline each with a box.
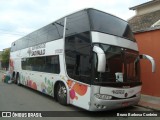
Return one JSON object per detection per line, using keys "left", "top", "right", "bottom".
{"left": 138, "top": 94, "right": 160, "bottom": 111}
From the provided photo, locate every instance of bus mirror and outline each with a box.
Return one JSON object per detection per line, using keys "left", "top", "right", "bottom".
{"left": 140, "top": 54, "right": 156, "bottom": 73}
{"left": 93, "top": 46, "right": 106, "bottom": 72}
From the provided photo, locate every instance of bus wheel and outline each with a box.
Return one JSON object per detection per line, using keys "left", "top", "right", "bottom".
{"left": 16, "top": 75, "right": 21, "bottom": 86}
{"left": 57, "top": 82, "right": 67, "bottom": 105}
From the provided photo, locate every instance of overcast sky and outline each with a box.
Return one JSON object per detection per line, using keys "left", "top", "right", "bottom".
{"left": 0, "top": 0, "right": 151, "bottom": 51}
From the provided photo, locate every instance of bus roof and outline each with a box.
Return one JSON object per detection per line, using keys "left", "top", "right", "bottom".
{"left": 11, "top": 8, "right": 128, "bottom": 44}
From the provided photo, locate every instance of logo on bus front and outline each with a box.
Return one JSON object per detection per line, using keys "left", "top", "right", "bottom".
{"left": 27, "top": 43, "right": 46, "bottom": 56}
{"left": 112, "top": 90, "right": 125, "bottom": 94}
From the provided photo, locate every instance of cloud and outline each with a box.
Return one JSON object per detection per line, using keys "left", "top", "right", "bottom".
{"left": 0, "top": 34, "right": 20, "bottom": 50}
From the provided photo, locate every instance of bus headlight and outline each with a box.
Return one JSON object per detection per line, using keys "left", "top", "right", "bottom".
{"left": 136, "top": 92, "right": 141, "bottom": 97}
{"left": 94, "top": 94, "right": 112, "bottom": 100}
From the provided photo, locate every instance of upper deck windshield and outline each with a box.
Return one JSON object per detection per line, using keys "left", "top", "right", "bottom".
{"left": 88, "top": 9, "right": 135, "bottom": 41}
{"left": 11, "top": 9, "right": 135, "bottom": 52}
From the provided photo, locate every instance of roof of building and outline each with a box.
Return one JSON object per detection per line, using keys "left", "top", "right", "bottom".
{"left": 128, "top": 9, "right": 160, "bottom": 32}
{"left": 134, "top": 25, "right": 160, "bottom": 33}
{"left": 129, "top": 0, "right": 159, "bottom": 10}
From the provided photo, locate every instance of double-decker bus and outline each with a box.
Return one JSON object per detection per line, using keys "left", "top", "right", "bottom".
{"left": 9, "top": 8, "right": 155, "bottom": 111}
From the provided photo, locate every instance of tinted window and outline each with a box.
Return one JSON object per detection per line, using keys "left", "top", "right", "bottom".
{"left": 11, "top": 18, "right": 65, "bottom": 52}
{"left": 11, "top": 42, "right": 16, "bottom": 52}
{"left": 16, "top": 39, "right": 22, "bottom": 50}
{"left": 88, "top": 9, "right": 135, "bottom": 41}
{"left": 47, "top": 25, "right": 59, "bottom": 42}
{"left": 92, "top": 44, "right": 140, "bottom": 83}
{"left": 21, "top": 37, "right": 28, "bottom": 49}
{"left": 28, "top": 32, "right": 37, "bottom": 47}
{"left": 48, "top": 18, "right": 64, "bottom": 41}
{"left": 22, "top": 55, "right": 60, "bottom": 74}
{"left": 37, "top": 27, "right": 48, "bottom": 45}
{"left": 48, "top": 19, "right": 64, "bottom": 41}
{"left": 66, "top": 10, "right": 90, "bottom": 37}
{"left": 65, "top": 32, "right": 91, "bottom": 84}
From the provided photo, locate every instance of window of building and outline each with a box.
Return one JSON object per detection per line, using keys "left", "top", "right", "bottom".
{"left": 151, "top": 19, "right": 160, "bottom": 27}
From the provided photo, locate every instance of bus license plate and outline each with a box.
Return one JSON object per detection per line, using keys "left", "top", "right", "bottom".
{"left": 122, "top": 102, "right": 129, "bottom": 107}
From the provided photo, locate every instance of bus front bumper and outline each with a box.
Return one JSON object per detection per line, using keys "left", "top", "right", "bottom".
{"left": 89, "top": 95, "right": 141, "bottom": 111}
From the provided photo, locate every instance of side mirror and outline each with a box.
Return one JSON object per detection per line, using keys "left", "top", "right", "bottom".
{"left": 140, "top": 54, "right": 156, "bottom": 73}
{"left": 93, "top": 46, "right": 106, "bottom": 72}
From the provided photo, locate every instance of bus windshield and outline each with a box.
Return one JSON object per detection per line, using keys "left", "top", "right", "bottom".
{"left": 93, "top": 44, "right": 140, "bottom": 83}
{"left": 88, "top": 9, "right": 135, "bottom": 41}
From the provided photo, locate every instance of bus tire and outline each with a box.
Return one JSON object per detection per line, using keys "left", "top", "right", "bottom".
{"left": 56, "top": 82, "right": 67, "bottom": 105}
{"left": 12, "top": 72, "right": 15, "bottom": 83}
{"left": 16, "top": 74, "right": 21, "bottom": 86}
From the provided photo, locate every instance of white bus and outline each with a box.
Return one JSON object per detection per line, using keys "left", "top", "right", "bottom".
{"left": 9, "top": 8, "right": 155, "bottom": 111}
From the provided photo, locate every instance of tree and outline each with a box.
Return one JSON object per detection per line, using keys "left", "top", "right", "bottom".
{"left": 1, "top": 48, "right": 10, "bottom": 70}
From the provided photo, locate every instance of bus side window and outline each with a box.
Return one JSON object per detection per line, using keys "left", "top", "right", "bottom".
{"left": 65, "top": 32, "right": 91, "bottom": 84}
{"left": 21, "top": 56, "right": 60, "bottom": 74}
{"left": 75, "top": 55, "right": 80, "bottom": 75}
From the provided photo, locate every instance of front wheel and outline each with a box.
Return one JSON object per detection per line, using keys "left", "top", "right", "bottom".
{"left": 56, "top": 82, "right": 67, "bottom": 105}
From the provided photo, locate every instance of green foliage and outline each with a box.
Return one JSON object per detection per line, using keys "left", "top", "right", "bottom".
{"left": 1, "top": 49, "right": 10, "bottom": 68}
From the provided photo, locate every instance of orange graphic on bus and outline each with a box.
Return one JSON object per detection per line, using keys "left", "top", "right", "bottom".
{"left": 67, "top": 80, "right": 88, "bottom": 100}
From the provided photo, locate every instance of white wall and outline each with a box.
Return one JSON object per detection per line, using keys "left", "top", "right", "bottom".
{"left": 136, "top": 2, "right": 160, "bottom": 15}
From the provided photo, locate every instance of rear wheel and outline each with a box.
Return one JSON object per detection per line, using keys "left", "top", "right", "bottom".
{"left": 12, "top": 72, "right": 16, "bottom": 83}
{"left": 56, "top": 82, "right": 67, "bottom": 105}
{"left": 16, "top": 74, "right": 21, "bottom": 86}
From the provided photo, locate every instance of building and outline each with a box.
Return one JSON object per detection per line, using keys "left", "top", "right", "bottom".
{"left": 128, "top": 0, "right": 160, "bottom": 97}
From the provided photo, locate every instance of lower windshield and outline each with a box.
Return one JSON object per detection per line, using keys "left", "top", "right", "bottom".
{"left": 93, "top": 44, "right": 140, "bottom": 83}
